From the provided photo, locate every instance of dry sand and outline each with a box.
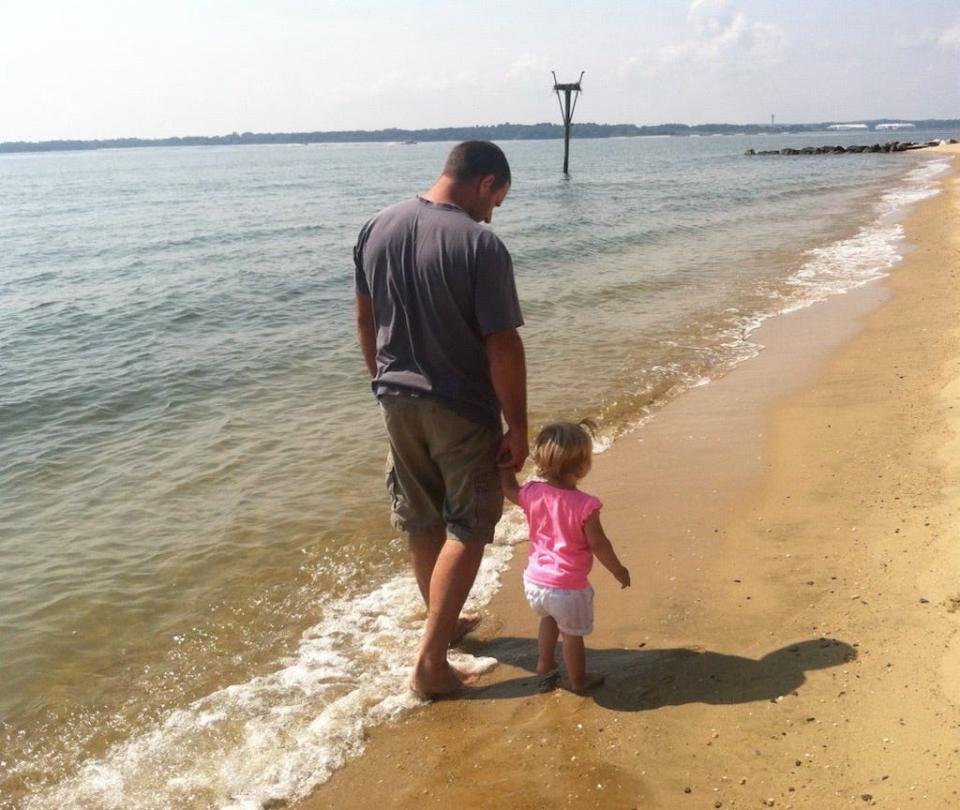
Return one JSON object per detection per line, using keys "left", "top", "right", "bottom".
{"left": 301, "top": 145, "right": 960, "bottom": 810}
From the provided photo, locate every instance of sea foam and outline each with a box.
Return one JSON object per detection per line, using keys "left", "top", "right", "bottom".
{"left": 780, "top": 156, "right": 949, "bottom": 310}
{"left": 24, "top": 511, "right": 528, "bottom": 810}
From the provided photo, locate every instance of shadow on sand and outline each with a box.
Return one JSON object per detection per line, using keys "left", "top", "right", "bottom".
{"left": 457, "top": 636, "right": 856, "bottom": 711}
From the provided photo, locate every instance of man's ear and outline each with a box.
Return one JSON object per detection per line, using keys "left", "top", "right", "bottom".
{"left": 478, "top": 174, "right": 497, "bottom": 194}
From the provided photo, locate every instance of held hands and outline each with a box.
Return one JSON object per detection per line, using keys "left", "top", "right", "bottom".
{"left": 497, "top": 428, "right": 529, "bottom": 471}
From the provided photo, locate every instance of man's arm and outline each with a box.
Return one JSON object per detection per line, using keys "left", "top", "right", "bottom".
{"left": 484, "top": 327, "right": 528, "bottom": 470}
{"left": 355, "top": 293, "right": 377, "bottom": 377}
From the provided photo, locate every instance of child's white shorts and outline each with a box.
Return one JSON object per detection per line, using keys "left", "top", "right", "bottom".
{"left": 523, "top": 578, "right": 594, "bottom": 636}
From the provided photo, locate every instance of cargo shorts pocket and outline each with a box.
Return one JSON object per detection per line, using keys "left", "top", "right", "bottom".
{"left": 472, "top": 468, "right": 504, "bottom": 542}
{"left": 384, "top": 450, "right": 409, "bottom": 525}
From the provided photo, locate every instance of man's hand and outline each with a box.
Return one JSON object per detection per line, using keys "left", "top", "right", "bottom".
{"left": 484, "top": 328, "right": 527, "bottom": 471}
{"left": 497, "top": 428, "right": 529, "bottom": 471}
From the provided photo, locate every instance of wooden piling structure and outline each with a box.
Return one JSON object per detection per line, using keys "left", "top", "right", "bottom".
{"left": 552, "top": 71, "right": 584, "bottom": 175}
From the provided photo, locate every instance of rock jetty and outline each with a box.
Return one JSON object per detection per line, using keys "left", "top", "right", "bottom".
{"left": 745, "top": 138, "right": 957, "bottom": 156}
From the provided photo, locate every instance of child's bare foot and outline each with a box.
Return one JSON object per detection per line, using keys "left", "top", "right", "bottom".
{"left": 571, "top": 670, "right": 605, "bottom": 693}
{"left": 537, "top": 668, "right": 561, "bottom": 692}
{"left": 409, "top": 659, "right": 478, "bottom": 698}
{"left": 535, "top": 659, "right": 557, "bottom": 675}
{"left": 450, "top": 612, "right": 481, "bottom": 644}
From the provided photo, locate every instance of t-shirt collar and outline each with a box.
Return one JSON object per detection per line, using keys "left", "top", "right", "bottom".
{"left": 416, "top": 194, "right": 468, "bottom": 216}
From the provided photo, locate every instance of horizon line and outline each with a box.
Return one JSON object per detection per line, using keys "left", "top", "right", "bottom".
{"left": 3, "top": 117, "right": 959, "bottom": 153}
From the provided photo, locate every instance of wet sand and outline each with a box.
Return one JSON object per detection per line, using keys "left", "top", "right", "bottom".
{"left": 300, "top": 145, "right": 960, "bottom": 810}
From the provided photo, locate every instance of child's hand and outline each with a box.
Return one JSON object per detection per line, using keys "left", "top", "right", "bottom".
{"left": 499, "top": 464, "right": 521, "bottom": 506}
{"left": 615, "top": 566, "right": 631, "bottom": 589}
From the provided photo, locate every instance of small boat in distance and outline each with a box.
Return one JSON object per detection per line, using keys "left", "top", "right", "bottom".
{"left": 402, "top": 140, "right": 417, "bottom": 145}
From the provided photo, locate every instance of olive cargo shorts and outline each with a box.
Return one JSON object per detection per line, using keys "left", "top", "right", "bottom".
{"left": 379, "top": 395, "right": 503, "bottom": 544}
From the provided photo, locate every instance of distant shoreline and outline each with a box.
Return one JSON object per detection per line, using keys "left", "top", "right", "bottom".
{"left": 3, "top": 119, "right": 960, "bottom": 155}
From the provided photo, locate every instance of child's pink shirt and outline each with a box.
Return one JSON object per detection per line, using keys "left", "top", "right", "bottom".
{"left": 518, "top": 481, "right": 603, "bottom": 590}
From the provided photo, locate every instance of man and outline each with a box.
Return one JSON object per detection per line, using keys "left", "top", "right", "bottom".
{"left": 354, "top": 140, "right": 527, "bottom": 696}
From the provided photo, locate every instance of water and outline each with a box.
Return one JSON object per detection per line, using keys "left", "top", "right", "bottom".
{"left": 1, "top": 130, "right": 955, "bottom": 808}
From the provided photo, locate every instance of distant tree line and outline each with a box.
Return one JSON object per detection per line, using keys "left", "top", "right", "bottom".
{"left": 2, "top": 119, "right": 959, "bottom": 154}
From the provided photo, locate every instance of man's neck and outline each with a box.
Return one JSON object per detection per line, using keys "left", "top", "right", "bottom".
{"left": 422, "top": 176, "right": 470, "bottom": 213}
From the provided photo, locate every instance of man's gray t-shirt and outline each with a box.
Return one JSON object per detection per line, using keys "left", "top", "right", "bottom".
{"left": 354, "top": 196, "right": 523, "bottom": 428}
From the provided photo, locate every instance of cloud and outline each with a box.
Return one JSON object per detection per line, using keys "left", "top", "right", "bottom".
{"left": 893, "top": 28, "right": 938, "bottom": 49}
{"left": 330, "top": 69, "right": 481, "bottom": 101}
{"left": 939, "top": 25, "right": 960, "bottom": 50}
{"left": 504, "top": 54, "right": 551, "bottom": 82}
{"left": 641, "top": 0, "right": 785, "bottom": 75}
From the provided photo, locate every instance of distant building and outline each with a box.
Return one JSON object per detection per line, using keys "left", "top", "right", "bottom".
{"left": 875, "top": 122, "right": 915, "bottom": 130}
{"left": 827, "top": 123, "right": 868, "bottom": 130}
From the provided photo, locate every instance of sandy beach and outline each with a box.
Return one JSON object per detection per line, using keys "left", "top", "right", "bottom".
{"left": 300, "top": 145, "right": 960, "bottom": 810}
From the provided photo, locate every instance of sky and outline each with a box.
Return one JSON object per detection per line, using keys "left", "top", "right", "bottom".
{"left": 2, "top": 0, "right": 959, "bottom": 142}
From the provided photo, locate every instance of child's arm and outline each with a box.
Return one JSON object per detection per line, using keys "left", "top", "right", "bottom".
{"left": 584, "top": 511, "right": 630, "bottom": 588}
{"left": 499, "top": 466, "right": 521, "bottom": 505}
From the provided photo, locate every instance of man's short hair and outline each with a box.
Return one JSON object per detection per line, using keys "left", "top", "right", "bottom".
{"left": 442, "top": 141, "right": 511, "bottom": 189}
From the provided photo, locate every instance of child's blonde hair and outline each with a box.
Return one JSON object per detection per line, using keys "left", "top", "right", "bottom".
{"left": 532, "top": 419, "right": 596, "bottom": 481}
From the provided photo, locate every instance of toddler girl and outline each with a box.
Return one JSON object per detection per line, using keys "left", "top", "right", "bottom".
{"left": 501, "top": 420, "right": 630, "bottom": 692}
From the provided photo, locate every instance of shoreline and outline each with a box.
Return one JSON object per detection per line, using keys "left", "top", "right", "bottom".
{"left": 300, "top": 145, "right": 960, "bottom": 809}
{"left": 10, "top": 135, "right": 953, "bottom": 810}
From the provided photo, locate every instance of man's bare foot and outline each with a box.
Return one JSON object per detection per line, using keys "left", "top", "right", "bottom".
{"left": 409, "top": 659, "right": 478, "bottom": 698}
{"left": 450, "top": 612, "right": 481, "bottom": 645}
{"left": 571, "top": 671, "right": 605, "bottom": 693}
